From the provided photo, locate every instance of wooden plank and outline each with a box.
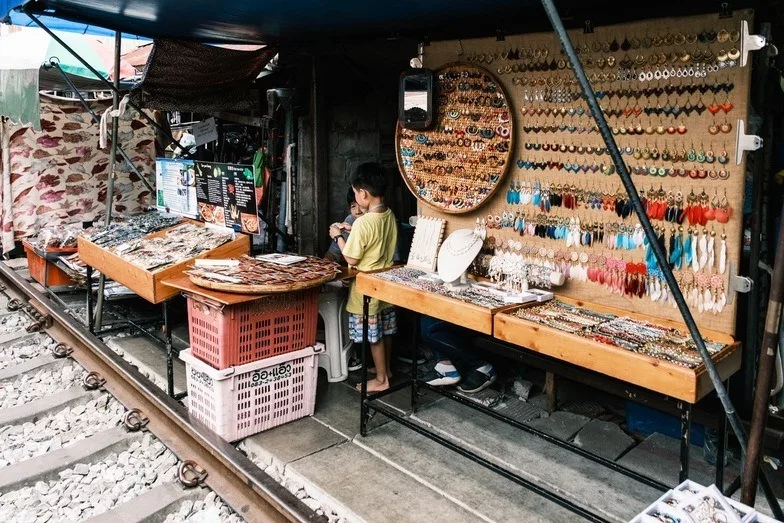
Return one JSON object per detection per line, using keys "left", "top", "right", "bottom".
{"left": 356, "top": 272, "right": 497, "bottom": 334}
{"left": 544, "top": 372, "right": 557, "bottom": 413}
{"left": 78, "top": 226, "right": 249, "bottom": 304}
{"left": 160, "top": 275, "right": 266, "bottom": 306}
{"left": 493, "top": 310, "right": 742, "bottom": 403}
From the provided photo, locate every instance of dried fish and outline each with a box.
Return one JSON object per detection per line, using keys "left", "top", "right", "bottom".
{"left": 187, "top": 255, "right": 341, "bottom": 287}
{"left": 84, "top": 213, "right": 182, "bottom": 248}
{"left": 112, "top": 223, "right": 233, "bottom": 272}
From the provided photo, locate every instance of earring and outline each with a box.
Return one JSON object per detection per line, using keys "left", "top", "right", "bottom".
{"left": 708, "top": 230, "right": 715, "bottom": 269}
{"left": 719, "top": 232, "right": 727, "bottom": 274}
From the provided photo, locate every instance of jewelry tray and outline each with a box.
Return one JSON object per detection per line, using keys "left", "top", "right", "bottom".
{"left": 494, "top": 296, "right": 740, "bottom": 403}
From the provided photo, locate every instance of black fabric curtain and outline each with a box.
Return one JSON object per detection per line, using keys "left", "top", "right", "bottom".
{"left": 129, "top": 39, "right": 276, "bottom": 113}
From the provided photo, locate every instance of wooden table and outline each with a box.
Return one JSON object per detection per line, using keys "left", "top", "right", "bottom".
{"left": 355, "top": 269, "right": 738, "bottom": 495}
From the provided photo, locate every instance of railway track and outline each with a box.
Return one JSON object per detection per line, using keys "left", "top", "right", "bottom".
{"left": 0, "top": 263, "right": 322, "bottom": 523}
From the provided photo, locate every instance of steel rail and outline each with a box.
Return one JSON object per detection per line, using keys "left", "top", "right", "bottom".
{"left": 0, "top": 262, "right": 324, "bottom": 523}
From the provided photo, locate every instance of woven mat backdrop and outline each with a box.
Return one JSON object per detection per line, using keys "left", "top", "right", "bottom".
{"left": 413, "top": 10, "right": 753, "bottom": 336}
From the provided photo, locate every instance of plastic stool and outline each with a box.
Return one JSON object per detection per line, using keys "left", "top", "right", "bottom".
{"left": 317, "top": 284, "right": 353, "bottom": 382}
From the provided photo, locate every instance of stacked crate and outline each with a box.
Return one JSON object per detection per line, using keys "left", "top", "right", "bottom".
{"left": 179, "top": 288, "right": 322, "bottom": 441}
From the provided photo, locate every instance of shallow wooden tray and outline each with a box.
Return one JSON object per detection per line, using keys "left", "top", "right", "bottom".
{"left": 78, "top": 223, "right": 249, "bottom": 304}
{"left": 187, "top": 272, "right": 337, "bottom": 294}
{"left": 355, "top": 271, "right": 513, "bottom": 335}
{"left": 494, "top": 296, "right": 741, "bottom": 403}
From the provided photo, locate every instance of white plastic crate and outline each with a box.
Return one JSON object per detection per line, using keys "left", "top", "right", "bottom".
{"left": 180, "top": 344, "right": 323, "bottom": 441}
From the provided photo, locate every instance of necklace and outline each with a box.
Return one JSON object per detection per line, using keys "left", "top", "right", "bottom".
{"left": 368, "top": 203, "right": 386, "bottom": 213}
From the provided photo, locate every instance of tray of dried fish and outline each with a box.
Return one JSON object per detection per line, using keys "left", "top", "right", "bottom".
{"left": 112, "top": 223, "right": 234, "bottom": 272}
{"left": 78, "top": 220, "right": 250, "bottom": 304}
{"left": 186, "top": 255, "right": 341, "bottom": 294}
{"left": 83, "top": 213, "right": 182, "bottom": 249}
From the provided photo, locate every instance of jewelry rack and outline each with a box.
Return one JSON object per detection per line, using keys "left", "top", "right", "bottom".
{"left": 418, "top": 11, "right": 753, "bottom": 336}
{"left": 407, "top": 216, "right": 446, "bottom": 273}
{"left": 396, "top": 63, "right": 515, "bottom": 214}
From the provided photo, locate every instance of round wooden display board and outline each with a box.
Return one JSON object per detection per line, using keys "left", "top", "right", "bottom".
{"left": 396, "top": 63, "right": 514, "bottom": 214}
{"left": 188, "top": 272, "right": 337, "bottom": 294}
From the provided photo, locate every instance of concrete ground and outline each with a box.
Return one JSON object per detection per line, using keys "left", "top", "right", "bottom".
{"left": 9, "top": 259, "right": 783, "bottom": 523}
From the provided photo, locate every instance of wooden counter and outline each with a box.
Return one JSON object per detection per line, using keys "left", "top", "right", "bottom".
{"left": 494, "top": 297, "right": 741, "bottom": 403}
{"left": 355, "top": 271, "right": 511, "bottom": 335}
{"left": 78, "top": 225, "right": 249, "bottom": 304}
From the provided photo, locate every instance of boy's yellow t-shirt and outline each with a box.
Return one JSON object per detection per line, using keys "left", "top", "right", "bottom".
{"left": 342, "top": 208, "right": 398, "bottom": 315}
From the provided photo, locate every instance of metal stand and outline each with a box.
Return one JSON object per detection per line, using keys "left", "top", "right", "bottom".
{"left": 679, "top": 401, "right": 692, "bottom": 483}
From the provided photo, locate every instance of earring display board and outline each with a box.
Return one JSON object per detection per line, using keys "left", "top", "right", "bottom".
{"left": 396, "top": 63, "right": 514, "bottom": 214}
{"left": 416, "top": 10, "right": 753, "bottom": 336}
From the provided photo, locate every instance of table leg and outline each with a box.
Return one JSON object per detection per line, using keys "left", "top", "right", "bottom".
{"left": 360, "top": 296, "right": 370, "bottom": 437}
{"left": 411, "top": 310, "right": 420, "bottom": 413}
{"left": 86, "top": 265, "right": 94, "bottom": 334}
{"left": 716, "top": 407, "right": 727, "bottom": 490}
{"left": 679, "top": 401, "right": 692, "bottom": 483}
{"left": 163, "top": 300, "right": 174, "bottom": 398}
{"left": 545, "top": 372, "right": 557, "bottom": 413}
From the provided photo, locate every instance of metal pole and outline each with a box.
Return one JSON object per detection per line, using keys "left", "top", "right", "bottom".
{"left": 741, "top": 202, "right": 784, "bottom": 505}
{"left": 49, "top": 62, "right": 154, "bottom": 194}
{"left": 539, "top": 0, "right": 782, "bottom": 517}
{"left": 94, "top": 32, "right": 121, "bottom": 330}
{"left": 25, "top": 13, "right": 191, "bottom": 158}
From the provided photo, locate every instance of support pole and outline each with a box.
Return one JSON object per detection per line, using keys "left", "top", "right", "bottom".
{"left": 539, "top": 0, "right": 782, "bottom": 517}
{"left": 94, "top": 32, "right": 121, "bottom": 330}
{"left": 49, "top": 62, "right": 153, "bottom": 194}
{"left": 741, "top": 203, "right": 784, "bottom": 505}
{"left": 25, "top": 13, "right": 191, "bottom": 158}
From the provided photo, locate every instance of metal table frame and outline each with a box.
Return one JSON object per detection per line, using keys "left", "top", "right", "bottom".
{"left": 359, "top": 295, "right": 731, "bottom": 522}
{"left": 84, "top": 264, "right": 183, "bottom": 399}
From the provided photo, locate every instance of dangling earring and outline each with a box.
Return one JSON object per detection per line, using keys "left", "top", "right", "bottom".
{"left": 691, "top": 229, "right": 700, "bottom": 272}
{"left": 698, "top": 228, "right": 708, "bottom": 270}
{"left": 683, "top": 227, "right": 693, "bottom": 268}
{"left": 707, "top": 229, "right": 715, "bottom": 269}
{"left": 719, "top": 232, "right": 727, "bottom": 274}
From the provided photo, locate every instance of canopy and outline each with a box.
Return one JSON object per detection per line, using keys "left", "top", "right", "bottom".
{"left": 0, "top": 27, "right": 135, "bottom": 130}
{"left": 6, "top": 0, "right": 729, "bottom": 44}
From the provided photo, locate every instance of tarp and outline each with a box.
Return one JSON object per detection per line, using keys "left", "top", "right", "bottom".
{"left": 129, "top": 39, "right": 276, "bottom": 113}
{"left": 6, "top": 0, "right": 731, "bottom": 44}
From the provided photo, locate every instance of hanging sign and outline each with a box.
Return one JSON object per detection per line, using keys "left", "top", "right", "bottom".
{"left": 192, "top": 117, "right": 218, "bottom": 147}
{"left": 155, "top": 158, "right": 198, "bottom": 218}
{"left": 194, "top": 161, "right": 260, "bottom": 234}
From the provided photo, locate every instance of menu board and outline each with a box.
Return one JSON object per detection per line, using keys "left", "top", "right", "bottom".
{"left": 155, "top": 158, "right": 198, "bottom": 218}
{"left": 194, "top": 161, "right": 260, "bottom": 234}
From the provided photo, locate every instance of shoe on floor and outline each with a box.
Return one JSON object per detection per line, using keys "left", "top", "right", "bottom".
{"left": 347, "top": 357, "right": 363, "bottom": 372}
{"left": 457, "top": 366, "right": 497, "bottom": 393}
{"left": 422, "top": 367, "right": 461, "bottom": 387}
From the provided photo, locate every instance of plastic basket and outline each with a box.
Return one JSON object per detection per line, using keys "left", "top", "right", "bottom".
{"left": 187, "top": 288, "right": 319, "bottom": 370}
{"left": 180, "top": 344, "right": 322, "bottom": 441}
{"left": 23, "top": 241, "right": 74, "bottom": 287}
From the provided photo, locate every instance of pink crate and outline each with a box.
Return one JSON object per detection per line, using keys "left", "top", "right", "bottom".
{"left": 186, "top": 288, "right": 319, "bottom": 370}
{"left": 180, "top": 344, "right": 323, "bottom": 441}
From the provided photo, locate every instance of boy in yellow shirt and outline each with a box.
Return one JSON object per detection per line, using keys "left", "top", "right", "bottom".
{"left": 329, "top": 163, "right": 398, "bottom": 392}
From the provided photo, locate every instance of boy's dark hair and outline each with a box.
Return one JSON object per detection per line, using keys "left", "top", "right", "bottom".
{"left": 346, "top": 186, "right": 357, "bottom": 207}
{"left": 350, "top": 162, "right": 387, "bottom": 197}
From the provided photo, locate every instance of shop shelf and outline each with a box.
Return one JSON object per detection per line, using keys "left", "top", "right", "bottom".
{"left": 180, "top": 344, "right": 322, "bottom": 441}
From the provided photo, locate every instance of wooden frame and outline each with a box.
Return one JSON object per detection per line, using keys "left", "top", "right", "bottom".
{"left": 494, "top": 296, "right": 741, "bottom": 403}
{"left": 78, "top": 222, "right": 250, "bottom": 304}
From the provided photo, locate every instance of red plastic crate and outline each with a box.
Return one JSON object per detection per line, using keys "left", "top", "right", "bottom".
{"left": 23, "top": 241, "right": 74, "bottom": 287}
{"left": 187, "top": 288, "right": 319, "bottom": 369}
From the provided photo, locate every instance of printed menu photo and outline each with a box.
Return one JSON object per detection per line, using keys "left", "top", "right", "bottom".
{"left": 194, "top": 161, "right": 259, "bottom": 234}
{"left": 155, "top": 158, "right": 198, "bottom": 218}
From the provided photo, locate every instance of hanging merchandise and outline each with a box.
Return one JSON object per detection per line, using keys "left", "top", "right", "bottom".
{"left": 407, "top": 216, "right": 446, "bottom": 273}
{"left": 416, "top": 11, "right": 751, "bottom": 334}
{"left": 396, "top": 63, "right": 514, "bottom": 214}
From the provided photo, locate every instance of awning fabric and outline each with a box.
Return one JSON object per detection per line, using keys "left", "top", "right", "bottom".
{"left": 0, "top": 69, "right": 40, "bottom": 130}
{"left": 7, "top": 0, "right": 728, "bottom": 44}
{"left": 129, "top": 39, "right": 276, "bottom": 113}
